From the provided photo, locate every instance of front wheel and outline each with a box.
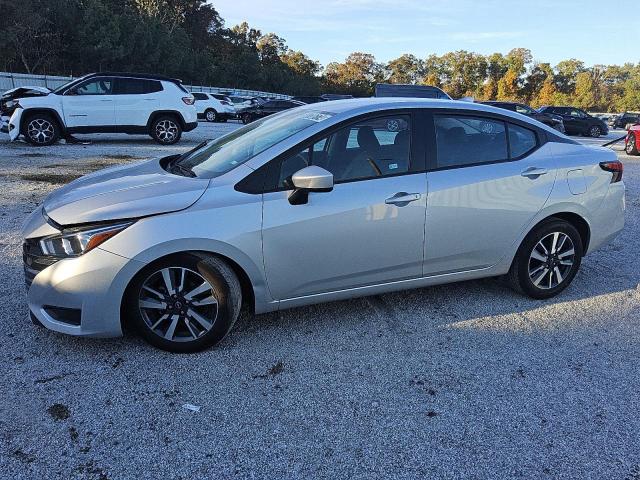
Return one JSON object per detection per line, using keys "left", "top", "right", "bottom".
{"left": 241, "top": 113, "right": 253, "bottom": 124}
{"left": 23, "top": 113, "right": 61, "bottom": 146}
{"left": 124, "top": 254, "right": 242, "bottom": 352}
{"left": 507, "top": 219, "right": 583, "bottom": 299}
{"left": 627, "top": 134, "right": 639, "bottom": 155}
{"left": 588, "top": 125, "right": 602, "bottom": 138}
{"left": 150, "top": 115, "right": 182, "bottom": 145}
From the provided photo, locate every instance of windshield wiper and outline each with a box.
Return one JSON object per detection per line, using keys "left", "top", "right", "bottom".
{"left": 167, "top": 155, "right": 197, "bottom": 177}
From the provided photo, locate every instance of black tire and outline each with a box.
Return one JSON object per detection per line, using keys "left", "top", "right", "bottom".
{"left": 150, "top": 115, "right": 182, "bottom": 145}
{"left": 507, "top": 219, "right": 583, "bottom": 299}
{"left": 23, "top": 113, "right": 61, "bottom": 146}
{"left": 204, "top": 109, "right": 217, "bottom": 122}
{"left": 588, "top": 125, "right": 602, "bottom": 138}
{"left": 124, "top": 253, "right": 242, "bottom": 353}
{"left": 241, "top": 113, "right": 253, "bottom": 124}
{"left": 626, "top": 134, "right": 639, "bottom": 156}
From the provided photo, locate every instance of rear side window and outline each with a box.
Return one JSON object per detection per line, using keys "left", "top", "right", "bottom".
{"left": 192, "top": 93, "right": 208, "bottom": 101}
{"left": 115, "top": 78, "right": 162, "bottom": 94}
{"left": 509, "top": 124, "right": 537, "bottom": 158}
{"left": 434, "top": 115, "right": 507, "bottom": 168}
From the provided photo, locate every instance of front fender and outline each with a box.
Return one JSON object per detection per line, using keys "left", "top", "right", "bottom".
{"left": 8, "top": 108, "right": 22, "bottom": 141}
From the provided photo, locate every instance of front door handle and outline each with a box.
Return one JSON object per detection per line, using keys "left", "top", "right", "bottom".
{"left": 521, "top": 167, "right": 548, "bottom": 178}
{"left": 385, "top": 192, "right": 421, "bottom": 206}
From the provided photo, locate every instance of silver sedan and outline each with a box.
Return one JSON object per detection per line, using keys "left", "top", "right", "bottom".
{"left": 22, "top": 99, "right": 625, "bottom": 352}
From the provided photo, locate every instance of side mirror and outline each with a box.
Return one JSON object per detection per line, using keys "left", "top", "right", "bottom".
{"left": 288, "top": 165, "right": 333, "bottom": 205}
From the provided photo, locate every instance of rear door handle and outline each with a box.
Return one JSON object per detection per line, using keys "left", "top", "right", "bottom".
{"left": 385, "top": 192, "right": 421, "bottom": 206}
{"left": 521, "top": 167, "right": 548, "bottom": 178}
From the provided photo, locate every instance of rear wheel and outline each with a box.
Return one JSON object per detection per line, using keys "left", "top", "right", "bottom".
{"left": 627, "top": 134, "right": 639, "bottom": 155}
{"left": 150, "top": 115, "right": 182, "bottom": 145}
{"left": 23, "top": 113, "right": 60, "bottom": 146}
{"left": 124, "top": 253, "right": 242, "bottom": 352}
{"left": 507, "top": 219, "right": 583, "bottom": 299}
{"left": 241, "top": 113, "right": 253, "bottom": 124}
{"left": 205, "top": 109, "right": 217, "bottom": 122}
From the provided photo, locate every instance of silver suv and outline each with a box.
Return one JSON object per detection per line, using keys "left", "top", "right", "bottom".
{"left": 22, "top": 99, "right": 625, "bottom": 352}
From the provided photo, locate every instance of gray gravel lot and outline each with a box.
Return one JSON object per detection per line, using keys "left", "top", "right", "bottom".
{"left": 1, "top": 124, "right": 639, "bottom": 479}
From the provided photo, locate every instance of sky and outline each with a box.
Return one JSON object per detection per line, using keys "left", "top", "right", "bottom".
{"left": 212, "top": 0, "right": 637, "bottom": 68}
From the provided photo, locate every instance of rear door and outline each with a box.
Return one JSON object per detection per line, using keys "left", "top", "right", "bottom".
{"left": 62, "top": 76, "right": 116, "bottom": 128}
{"left": 261, "top": 112, "right": 427, "bottom": 300}
{"left": 114, "top": 77, "right": 163, "bottom": 127}
{"left": 423, "top": 111, "right": 556, "bottom": 275}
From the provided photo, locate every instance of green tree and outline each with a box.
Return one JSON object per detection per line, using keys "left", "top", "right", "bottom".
{"left": 386, "top": 54, "right": 424, "bottom": 84}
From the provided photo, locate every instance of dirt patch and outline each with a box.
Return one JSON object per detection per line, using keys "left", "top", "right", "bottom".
{"left": 105, "top": 154, "right": 141, "bottom": 160}
{"left": 47, "top": 403, "right": 70, "bottom": 421}
{"left": 20, "top": 173, "right": 82, "bottom": 184}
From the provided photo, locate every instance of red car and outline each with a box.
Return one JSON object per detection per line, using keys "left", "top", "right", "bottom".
{"left": 626, "top": 124, "right": 640, "bottom": 156}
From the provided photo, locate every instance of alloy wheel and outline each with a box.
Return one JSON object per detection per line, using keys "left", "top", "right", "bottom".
{"left": 27, "top": 118, "right": 55, "bottom": 144}
{"left": 589, "top": 126, "right": 601, "bottom": 137}
{"left": 138, "top": 267, "right": 219, "bottom": 342}
{"left": 206, "top": 110, "right": 216, "bottom": 122}
{"left": 155, "top": 120, "right": 178, "bottom": 143}
{"left": 627, "top": 136, "right": 636, "bottom": 154}
{"left": 528, "top": 232, "right": 575, "bottom": 290}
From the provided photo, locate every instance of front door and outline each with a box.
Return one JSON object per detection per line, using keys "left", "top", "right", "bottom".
{"left": 62, "top": 76, "right": 116, "bottom": 128}
{"left": 262, "top": 113, "right": 427, "bottom": 300}
{"left": 424, "top": 113, "right": 556, "bottom": 275}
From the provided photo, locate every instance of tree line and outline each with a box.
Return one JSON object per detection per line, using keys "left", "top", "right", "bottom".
{"left": 1, "top": 0, "right": 638, "bottom": 112}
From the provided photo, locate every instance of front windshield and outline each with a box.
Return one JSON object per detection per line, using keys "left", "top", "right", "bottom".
{"left": 52, "top": 74, "right": 91, "bottom": 94}
{"left": 179, "top": 109, "right": 334, "bottom": 178}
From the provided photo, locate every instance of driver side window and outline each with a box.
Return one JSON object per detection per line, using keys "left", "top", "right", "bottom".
{"left": 72, "top": 78, "right": 113, "bottom": 95}
{"left": 277, "top": 115, "right": 411, "bottom": 188}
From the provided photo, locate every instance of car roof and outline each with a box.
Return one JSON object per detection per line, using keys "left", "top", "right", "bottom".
{"left": 299, "top": 97, "right": 564, "bottom": 135}
{"left": 84, "top": 72, "right": 184, "bottom": 84}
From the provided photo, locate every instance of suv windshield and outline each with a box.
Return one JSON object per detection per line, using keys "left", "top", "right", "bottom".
{"left": 52, "top": 74, "right": 91, "bottom": 94}
{"left": 177, "top": 108, "right": 334, "bottom": 178}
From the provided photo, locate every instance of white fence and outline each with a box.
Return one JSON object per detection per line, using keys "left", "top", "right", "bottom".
{"left": 0, "top": 72, "right": 290, "bottom": 99}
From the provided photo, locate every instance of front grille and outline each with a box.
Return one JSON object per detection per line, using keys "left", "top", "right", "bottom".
{"left": 23, "top": 238, "right": 59, "bottom": 287}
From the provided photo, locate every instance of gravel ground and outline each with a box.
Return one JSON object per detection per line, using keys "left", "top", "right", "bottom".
{"left": 1, "top": 124, "right": 639, "bottom": 479}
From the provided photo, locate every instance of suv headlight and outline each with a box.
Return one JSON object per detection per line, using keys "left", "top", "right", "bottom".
{"left": 39, "top": 221, "right": 134, "bottom": 257}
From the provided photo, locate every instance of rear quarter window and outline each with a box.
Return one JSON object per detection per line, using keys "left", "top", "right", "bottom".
{"left": 508, "top": 124, "right": 537, "bottom": 158}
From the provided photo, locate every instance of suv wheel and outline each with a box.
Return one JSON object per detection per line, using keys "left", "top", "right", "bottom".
{"left": 24, "top": 113, "right": 60, "bottom": 146}
{"left": 588, "top": 125, "right": 602, "bottom": 137}
{"left": 507, "top": 219, "right": 583, "bottom": 299}
{"left": 150, "top": 115, "right": 182, "bottom": 144}
{"left": 205, "top": 109, "right": 217, "bottom": 122}
{"left": 627, "top": 134, "right": 638, "bottom": 155}
{"left": 125, "top": 253, "right": 242, "bottom": 353}
{"left": 241, "top": 113, "right": 253, "bottom": 124}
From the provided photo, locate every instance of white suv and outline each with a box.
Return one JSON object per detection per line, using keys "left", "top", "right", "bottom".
{"left": 6, "top": 73, "right": 197, "bottom": 145}
{"left": 192, "top": 92, "right": 236, "bottom": 122}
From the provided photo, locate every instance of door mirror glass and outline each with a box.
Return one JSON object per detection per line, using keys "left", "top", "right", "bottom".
{"left": 289, "top": 166, "right": 333, "bottom": 205}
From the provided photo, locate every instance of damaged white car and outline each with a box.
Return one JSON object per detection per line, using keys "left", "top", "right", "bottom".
{"left": 2, "top": 72, "right": 197, "bottom": 146}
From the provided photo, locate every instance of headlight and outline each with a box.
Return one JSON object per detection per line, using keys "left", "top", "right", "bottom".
{"left": 39, "top": 221, "right": 133, "bottom": 257}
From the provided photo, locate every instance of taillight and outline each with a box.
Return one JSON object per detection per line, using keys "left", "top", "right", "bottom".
{"left": 182, "top": 96, "right": 195, "bottom": 105}
{"left": 600, "top": 160, "right": 623, "bottom": 183}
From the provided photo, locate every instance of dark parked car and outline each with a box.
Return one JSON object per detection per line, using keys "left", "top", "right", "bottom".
{"left": 291, "top": 96, "right": 327, "bottom": 104}
{"left": 481, "top": 101, "right": 565, "bottom": 133}
{"left": 537, "top": 106, "right": 608, "bottom": 137}
{"left": 613, "top": 112, "right": 640, "bottom": 130}
{"left": 239, "top": 99, "right": 305, "bottom": 124}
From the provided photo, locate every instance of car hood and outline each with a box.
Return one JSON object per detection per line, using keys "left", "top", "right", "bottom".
{"left": 1, "top": 86, "right": 51, "bottom": 100}
{"left": 43, "top": 158, "right": 210, "bottom": 226}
